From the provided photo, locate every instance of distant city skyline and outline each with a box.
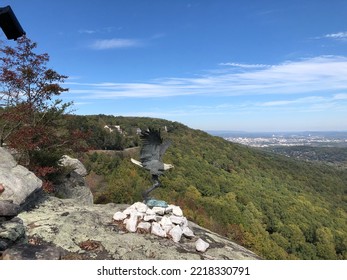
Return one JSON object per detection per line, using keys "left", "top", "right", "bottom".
{"left": 4, "top": 0, "right": 347, "bottom": 132}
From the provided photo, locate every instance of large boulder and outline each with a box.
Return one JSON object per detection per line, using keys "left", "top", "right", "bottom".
{"left": 54, "top": 155, "right": 93, "bottom": 205}
{"left": 18, "top": 196, "right": 260, "bottom": 260}
{"left": 59, "top": 155, "right": 87, "bottom": 176}
{"left": 0, "top": 200, "right": 20, "bottom": 217}
{"left": 0, "top": 147, "right": 42, "bottom": 208}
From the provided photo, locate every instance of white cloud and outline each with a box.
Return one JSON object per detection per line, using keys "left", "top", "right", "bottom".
{"left": 67, "top": 55, "right": 347, "bottom": 98}
{"left": 90, "top": 38, "right": 142, "bottom": 50}
{"left": 259, "top": 96, "right": 328, "bottom": 107}
{"left": 219, "top": 62, "right": 271, "bottom": 68}
{"left": 324, "top": 31, "right": 347, "bottom": 40}
{"left": 79, "top": 29, "right": 97, "bottom": 34}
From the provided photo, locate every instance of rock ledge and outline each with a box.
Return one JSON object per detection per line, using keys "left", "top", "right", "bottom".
{"left": 14, "top": 196, "right": 260, "bottom": 260}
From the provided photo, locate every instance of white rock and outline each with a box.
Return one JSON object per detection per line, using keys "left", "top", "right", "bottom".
{"left": 152, "top": 207, "right": 165, "bottom": 215}
{"left": 182, "top": 226, "right": 195, "bottom": 238}
{"left": 113, "top": 211, "right": 127, "bottom": 221}
{"left": 143, "top": 214, "right": 156, "bottom": 222}
{"left": 159, "top": 216, "right": 172, "bottom": 225}
{"left": 136, "top": 212, "right": 145, "bottom": 219}
{"left": 137, "top": 222, "right": 151, "bottom": 232}
{"left": 169, "top": 225, "right": 183, "bottom": 243}
{"left": 195, "top": 238, "right": 209, "bottom": 252}
{"left": 146, "top": 208, "right": 156, "bottom": 215}
{"left": 123, "top": 207, "right": 144, "bottom": 219}
{"left": 151, "top": 222, "right": 167, "bottom": 238}
{"left": 123, "top": 207, "right": 136, "bottom": 216}
{"left": 160, "top": 216, "right": 174, "bottom": 233}
{"left": 162, "top": 224, "right": 173, "bottom": 234}
{"left": 134, "top": 202, "right": 148, "bottom": 213}
{"left": 165, "top": 205, "right": 174, "bottom": 214}
{"left": 125, "top": 215, "right": 138, "bottom": 233}
{"left": 169, "top": 215, "right": 185, "bottom": 225}
{"left": 172, "top": 206, "right": 183, "bottom": 216}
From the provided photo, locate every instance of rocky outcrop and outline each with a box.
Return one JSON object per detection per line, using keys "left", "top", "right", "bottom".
{"left": 16, "top": 195, "right": 260, "bottom": 260}
{"left": 0, "top": 147, "right": 42, "bottom": 255}
{"left": 0, "top": 147, "right": 42, "bottom": 209}
{"left": 59, "top": 155, "right": 87, "bottom": 177}
{"left": 54, "top": 155, "right": 93, "bottom": 205}
{"left": 0, "top": 148, "right": 260, "bottom": 260}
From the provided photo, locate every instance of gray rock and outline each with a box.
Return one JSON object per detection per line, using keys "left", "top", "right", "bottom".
{"left": 0, "top": 147, "right": 42, "bottom": 206}
{"left": 0, "top": 147, "right": 17, "bottom": 169}
{"left": 54, "top": 170, "right": 93, "bottom": 205}
{"left": 0, "top": 217, "right": 26, "bottom": 251}
{"left": 0, "top": 200, "right": 20, "bottom": 217}
{"left": 18, "top": 196, "right": 260, "bottom": 260}
{"left": 55, "top": 155, "right": 93, "bottom": 205}
{"left": 59, "top": 155, "right": 87, "bottom": 176}
{"left": 2, "top": 244, "right": 62, "bottom": 260}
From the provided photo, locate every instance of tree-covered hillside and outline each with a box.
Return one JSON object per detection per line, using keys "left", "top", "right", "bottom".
{"left": 68, "top": 114, "right": 346, "bottom": 260}
{"left": 264, "top": 146, "right": 347, "bottom": 169}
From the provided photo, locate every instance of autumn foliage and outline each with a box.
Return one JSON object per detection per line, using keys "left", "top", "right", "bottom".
{"left": 0, "top": 36, "right": 88, "bottom": 190}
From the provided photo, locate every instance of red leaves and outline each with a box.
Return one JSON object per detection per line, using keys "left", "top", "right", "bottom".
{"left": 0, "top": 36, "right": 88, "bottom": 194}
{"left": 0, "top": 36, "right": 68, "bottom": 108}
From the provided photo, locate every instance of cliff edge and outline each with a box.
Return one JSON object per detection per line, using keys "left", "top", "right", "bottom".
{"left": 0, "top": 147, "right": 259, "bottom": 260}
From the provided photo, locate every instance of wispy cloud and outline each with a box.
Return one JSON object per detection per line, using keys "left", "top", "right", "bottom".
{"left": 79, "top": 27, "right": 119, "bottom": 35}
{"left": 79, "top": 29, "right": 97, "bottom": 35}
{"left": 324, "top": 31, "right": 347, "bottom": 40}
{"left": 90, "top": 38, "right": 143, "bottom": 50}
{"left": 219, "top": 62, "right": 271, "bottom": 68}
{"left": 253, "top": 94, "right": 347, "bottom": 115}
{"left": 259, "top": 95, "right": 332, "bottom": 108}
{"left": 67, "top": 55, "right": 347, "bottom": 98}
{"left": 315, "top": 31, "right": 347, "bottom": 41}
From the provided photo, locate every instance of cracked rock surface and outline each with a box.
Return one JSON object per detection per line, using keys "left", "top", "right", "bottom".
{"left": 17, "top": 195, "right": 260, "bottom": 260}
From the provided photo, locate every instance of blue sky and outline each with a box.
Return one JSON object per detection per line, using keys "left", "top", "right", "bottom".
{"left": 3, "top": 0, "right": 347, "bottom": 131}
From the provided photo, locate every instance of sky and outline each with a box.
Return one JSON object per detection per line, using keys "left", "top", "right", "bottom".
{"left": 2, "top": 0, "right": 347, "bottom": 132}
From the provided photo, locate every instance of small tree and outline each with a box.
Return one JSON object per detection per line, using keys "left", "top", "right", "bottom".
{"left": 0, "top": 36, "right": 69, "bottom": 148}
{"left": 0, "top": 36, "right": 87, "bottom": 190}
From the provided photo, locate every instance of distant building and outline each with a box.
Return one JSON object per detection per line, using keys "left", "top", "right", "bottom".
{"left": 104, "top": 125, "right": 124, "bottom": 134}
{"left": 136, "top": 128, "right": 142, "bottom": 135}
{"left": 104, "top": 125, "right": 113, "bottom": 132}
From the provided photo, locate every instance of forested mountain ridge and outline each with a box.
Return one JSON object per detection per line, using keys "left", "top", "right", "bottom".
{"left": 66, "top": 114, "right": 347, "bottom": 260}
